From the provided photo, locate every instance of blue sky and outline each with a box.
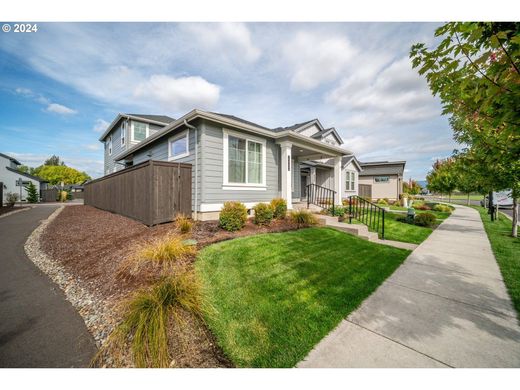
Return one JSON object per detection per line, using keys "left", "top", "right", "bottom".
{"left": 0, "top": 22, "right": 459, "bottom": 179}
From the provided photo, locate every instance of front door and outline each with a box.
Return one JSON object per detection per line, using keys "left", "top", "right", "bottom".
{"left": 359, "top": 184, "right": 372, "bottom": 199}
{"left": 301, "top": 175, "right": 307, "bottom": 199}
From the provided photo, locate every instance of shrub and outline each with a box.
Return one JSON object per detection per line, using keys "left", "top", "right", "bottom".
{"left": 5, "top": 192, "right": 19, "bottom": 206}
{"left": 289, "top": 209, "right": 318, "bottom": 228}
{"left": 392, "top": 199, "right": 401, "bottom": 207}
{"left": 376, "top": 198, "right": 388, "bottom": 205}
{"left": 433, "top": 204, "right": 452, "bottom": 213}
{"left": 24, "top": 182, "right": 39, "bottom": 203}
{"left": 219, "top": 201, "right": 248, "bottom": 231}
{"left": 328, "top": 206, "right": 345, "bottom": 217}
{"left": 414, "top": 212, "right": 437, "bottom": 227}
{"left": 58, "top": 190, "right": 68, "bottom": 202}
{"left": 96, "top": 272, "right": 203, "bottom": 368}
{"left": 175, "top": 214, "right": 193, "bottom": 234}
{"left": 253, "top": 203, "right": 274, "bottom": 225}
{"left": 413, "top": 204, "right": 431, "bottom": 211}
{"left": 270, "top": 198, "right": 287, "bottom": 219}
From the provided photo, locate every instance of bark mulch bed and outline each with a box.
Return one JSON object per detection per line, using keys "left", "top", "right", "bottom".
{"left": 40, "top": 205, "right": 301, "bottom": 367}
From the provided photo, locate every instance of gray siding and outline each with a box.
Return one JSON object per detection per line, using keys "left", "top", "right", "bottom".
{"left": 132, "top": 122, "right": 201, "bottom": 211}
{"left": 104, "top": 121, "right": 126, "bottom": 174}
{"left": 200, "top": 120, "right": 280, "bottom": 206}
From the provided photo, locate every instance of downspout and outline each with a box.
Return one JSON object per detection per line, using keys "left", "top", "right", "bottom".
{"left": 184, "top": 120, "right": 198, "bottom": 220}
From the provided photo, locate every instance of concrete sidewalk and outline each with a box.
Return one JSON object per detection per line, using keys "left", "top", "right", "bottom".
{"left": 298, "top": 205, "right": 520, "bottom": 368}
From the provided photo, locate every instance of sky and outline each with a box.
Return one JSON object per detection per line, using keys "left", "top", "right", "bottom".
{"left": 0, "top": 22, "right": 460, "bottom": 179}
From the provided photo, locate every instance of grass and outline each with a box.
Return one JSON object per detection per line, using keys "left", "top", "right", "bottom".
{"left": 94, "top": 272, "right": 203, "bottom": 367}
{"left": 195, "top": 227, "right": 411, "bottom": 367}
{"left": 475, "top": 207, "right": 520, "bottom": 318}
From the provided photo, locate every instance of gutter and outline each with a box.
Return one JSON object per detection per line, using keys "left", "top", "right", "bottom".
{"left": 183, "top": 119, "right": 198, "bottom": 220}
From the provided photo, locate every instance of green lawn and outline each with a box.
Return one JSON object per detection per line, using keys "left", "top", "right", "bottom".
{"left": 195, "top": 227, "right": 411, "bottom": 367}
{"left": 475, "top": 207, "right": 520, "bottom": 318}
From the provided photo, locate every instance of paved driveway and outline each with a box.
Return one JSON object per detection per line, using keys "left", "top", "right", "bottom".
{"left": 299, "top": 205, "right": 520, "bottom": 367}
{"left": 0, "top": 206, "right": 97, "bottom": 367}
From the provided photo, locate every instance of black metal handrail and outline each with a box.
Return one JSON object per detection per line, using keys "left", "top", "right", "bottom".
{"left": 307, "top": 183, "right": 336, "bottom": 213}
{"left": 348, "top": 195, "right": 386, "bottom": 239}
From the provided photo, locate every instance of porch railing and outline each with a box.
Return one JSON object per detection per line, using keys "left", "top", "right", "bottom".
{"left": 307, "top": 183, "right": 336, "bottom": 213}
{"left": 348, "top": 195, "right": 386, "bottom": 240}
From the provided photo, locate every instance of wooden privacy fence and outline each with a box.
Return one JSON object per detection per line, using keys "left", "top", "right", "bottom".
{"left": 84, "top": 160, "right": 192, "bottom": 226}
{"left": 41, "top": 188, "right": 59, "bottom": 202}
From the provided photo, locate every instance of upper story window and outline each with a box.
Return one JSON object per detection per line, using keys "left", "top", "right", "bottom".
{"left": 132, "top": 121, "right": 148, "bottom": 142}
{"left": 374, "top": 176, "right": 389, "bottom": 183}
{"left": 346, "top": 171, "right": 356, "bottom": 191}
{"left": 223, "top": 129, "right": 266, "bottom": 187}
{"left": 168, "top": 130, "right": 189, "bottom": 161}
{"left": 121, "top": 121, "right": 126, "bottom": 146}
{"left": 107, "top": 135, "right": 112, "bottom": 156}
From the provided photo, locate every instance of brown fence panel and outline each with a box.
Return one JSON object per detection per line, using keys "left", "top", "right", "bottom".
{"left": 70, "top": 192, "right": 84, "bottom": 200}
{"left": 41, "top": 188, "right": 59, "bottom": 202}
{"left": 84, "top": 160, "right": 192, "bottom": 226}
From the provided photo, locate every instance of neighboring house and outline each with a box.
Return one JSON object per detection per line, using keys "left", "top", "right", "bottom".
{"left": 0, "top": 153, "right": 47, "bottom": 203}
{"left": 358, "top": 161, "right": 406, "bottom": 201}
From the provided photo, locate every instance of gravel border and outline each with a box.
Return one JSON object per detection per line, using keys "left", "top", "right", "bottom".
{"left": 0, "top": 206, "right": 33, "bottom": 219}
{"left": 24, "top": 206, "right": 117, "bottom": 348}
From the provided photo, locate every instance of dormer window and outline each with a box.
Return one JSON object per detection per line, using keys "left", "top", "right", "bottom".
{"left": 132, "top": 121, "right": 148, "bottom": 142}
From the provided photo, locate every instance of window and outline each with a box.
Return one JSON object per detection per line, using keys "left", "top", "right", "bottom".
{"left": 374, "top": 176, "right": 389, "bottom": 183}
{"left": 132, "top": 121, "right": 148, "bottom": 142}
{"left": 168, "top": 130, "right": 189, "bottom": 160}
{"left": 121, "top": 121, "right": 126, "bottom": 146}
{"left": 224, "top": 130, "right": 266, "bottom": 187}
{"left": 107, "top": 135, "right": 112, "bottom": 156}
{"left": 345, "top": 171, "right": 355, "bottom": 191}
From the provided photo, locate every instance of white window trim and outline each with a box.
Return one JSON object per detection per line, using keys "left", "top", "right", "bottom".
{"left": 108, "top": 135, "right": 112, "bottom": 156}
{"left": 222, "top": 128, "right": 267, "bottom": 188}
{"left": 121, "top": 121, "right": 126, "bottom": 147}
{"left": 168, "top": 129, "right": 190, "bottom": 161}
{"left": 130, "top": 120, "right": 150, "bottom": 143}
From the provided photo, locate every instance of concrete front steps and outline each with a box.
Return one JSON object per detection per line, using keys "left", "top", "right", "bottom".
{"left": 316, "top": 214, "right": 418, "bottom": 251}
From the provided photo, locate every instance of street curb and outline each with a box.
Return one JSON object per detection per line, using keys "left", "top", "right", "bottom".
{"left": 0, "top": 206, "right": 34, "bottom": 219}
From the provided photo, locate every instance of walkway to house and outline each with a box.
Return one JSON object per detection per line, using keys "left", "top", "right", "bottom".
{"left": 0, "top": 205, "right": 97, "bottom": 367}
{"left": 298, "top": 205, "right": 520, "bottom": 367}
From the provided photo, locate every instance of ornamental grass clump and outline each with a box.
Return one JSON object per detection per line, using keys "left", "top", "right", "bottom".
{"left": 413, "top": 212, "right": 437, "bottom": 227}
{"left": 118, "top": 234, "right": 197, "bottom": 280}
{"left": 289, "top": 209, "right": 318, "bottom": 228}
{"left": 252, "top": 203, "right": 274, "bottom": 225}
{"left": 433, "top": 204, "right": 452, "bottom": 213}
{"left": 175, "top": 214, "right": 193, "bottom": 234}
{"left": 270, "top": 198, "right": 287, "bottom": 219}
{"left": 94, "top": 271, "right": 204, "bottom": 368}
{"left": 219, "top": 201, "right": 248, "bottom": 232}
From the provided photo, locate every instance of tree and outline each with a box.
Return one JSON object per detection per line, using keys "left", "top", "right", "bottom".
{"left": 44, "top": 155, "right": 65, "bottom": 166}
{"left": 411, "top": 22, "right": 520, "bottom": 236}
{"left": 403, "top": 179, "right": 422, "bottom": 195}
{"left": 18, "top": 165, "right": 36, "bottom": 175}
{"left": 34, "top": 165, "right": 91, "bottom": 185}
{"left": 24, "top": 182, "right": 39, "bottom": 203}
{"left": 427, "top": 158, "right": 458, "bottom": 201}
{"left": 452, "top": 152, "right": 485, "bottom": 205}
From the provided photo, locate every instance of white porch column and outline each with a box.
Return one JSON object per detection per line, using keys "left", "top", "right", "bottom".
{"left": 334, "top": 156, "right": 342, "bottom": 205}
{"left": 280, "top": 141, "right": 293, "bottom": 209}
{"left": 310, "top": 167, "right": 316, "bottom": 185}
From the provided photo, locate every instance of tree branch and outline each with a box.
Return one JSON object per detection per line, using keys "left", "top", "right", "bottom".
{"left": 454, "top": 32, "right": 513, "bottom": 93}
{"left": 497, "top": 37, "right": 520, "bottom": 75}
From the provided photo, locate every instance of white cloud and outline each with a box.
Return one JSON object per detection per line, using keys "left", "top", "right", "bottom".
{"left": 180, "top": 23, "right": 261, "bottom": 63}
{"left": 45, "top": 103, "right": 77, "bottom": 115}
{"left": 15, "top": 87, "right": 33, "bottom": 96}
{"left": 282, "top": 31, "right": 358, "bottom": 91}
{"left": 327, "top": 56, "right": 440, "bottom": 129}
{"left": 133, "top": 75, "right": 220, "bottom": 111}
{"left": 93, "top": 118, "right": 110, "bottom": 133}
{"left": 85, "top": 143, "right": 101, "bottom": 151}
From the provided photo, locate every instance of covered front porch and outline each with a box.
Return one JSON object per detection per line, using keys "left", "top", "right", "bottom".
{"left": 276, "top": 135, "right": 349, "bottom": 210}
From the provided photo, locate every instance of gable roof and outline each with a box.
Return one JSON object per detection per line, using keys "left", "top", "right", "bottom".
{"left": 311, "top": 127, "right": 344, "bottom": 145}
{"left": 342, "top": 155, "right": 362, "bottom": 171}
{"left": 5, "top": 166, "right": 47, "bottom": 182}
{"left": 99, "top": 113, "right": 175, "bottom": 141}
{"left": 358, "top": 161, "right": 406, "bottom": 176}
{"left": 0, "top": 152, "right": 21, "bottom": 166}
{"left": 271, "top": 119, "right": 317, "bottom": 133}
{"left": 115, "top": 109, "right": 352, "bottom": 161}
